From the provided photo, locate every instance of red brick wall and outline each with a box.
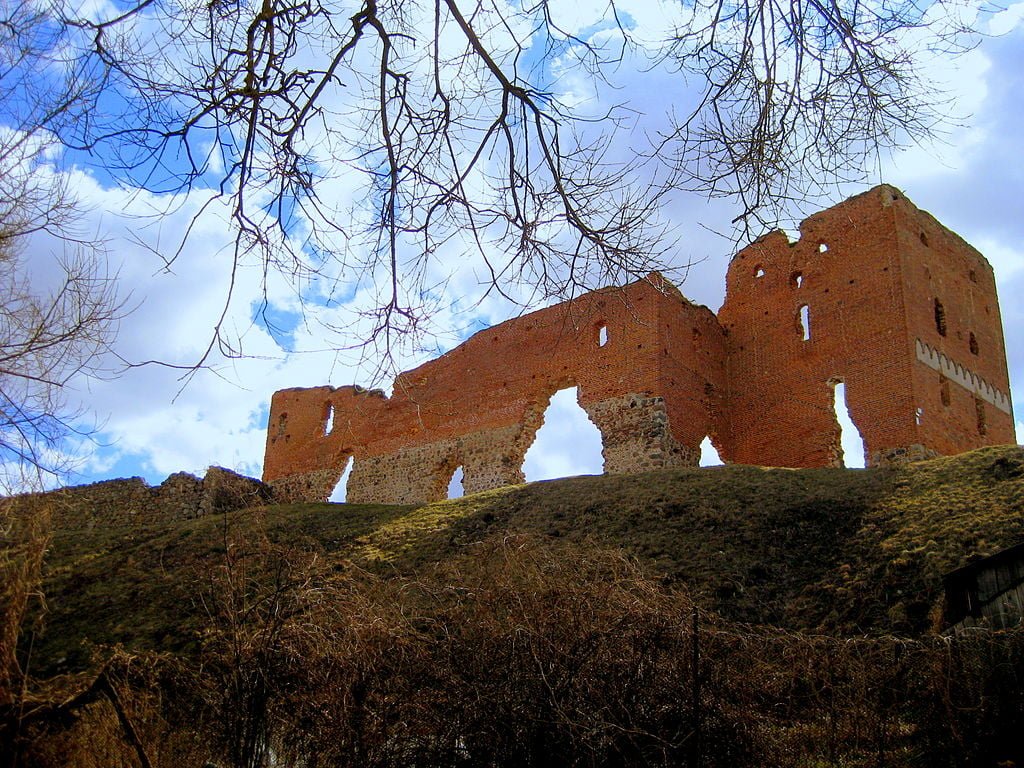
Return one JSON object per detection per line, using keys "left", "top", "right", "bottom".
{"left": 892, "top": 200, "right": 1016, "bottom": 453}
{"left": 719, "top": 187, "right": 918, "bottom": 466}
{"left": 718, "top": 185, "right": 1013, "bottom": 467}
{"left": 263, "top": 276, "right": 727, "bottom": 501}
{"left": 263, "top": 186, "right": 1015, "bottom": 501}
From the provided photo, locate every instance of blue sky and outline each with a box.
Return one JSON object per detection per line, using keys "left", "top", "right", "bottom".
{"left": 10, "top": 0, "right": 1024, "bottom": 494}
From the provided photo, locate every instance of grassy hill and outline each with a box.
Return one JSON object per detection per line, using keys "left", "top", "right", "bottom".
{"left": 23, "top": 444, "right": 1024, "bottom": 676}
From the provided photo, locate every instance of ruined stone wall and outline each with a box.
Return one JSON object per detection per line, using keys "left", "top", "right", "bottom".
{"left": 263, "top": 185, "right": 1015, "bottom": 502}
{"left": 263, "top": 277, "right": 726, "bottom": 503}
{"left": 655, "top": 278, "right": 730, "bottom": 459}
{"left": 1, "top": 467, "right": 271, "bottom": 530}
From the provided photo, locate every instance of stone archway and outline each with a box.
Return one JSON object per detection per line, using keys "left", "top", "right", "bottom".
{"left": 522, "top": 386, "right": 604, "bottom": 482}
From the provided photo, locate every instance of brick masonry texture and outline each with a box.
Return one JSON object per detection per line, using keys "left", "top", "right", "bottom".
{"left": 263, "top": 186, "right": 1016, "bottom": 503}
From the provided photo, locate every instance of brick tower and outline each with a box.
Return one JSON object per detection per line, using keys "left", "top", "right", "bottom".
{"left": 717, "top": 185, "right": 1014, "bottom": 467}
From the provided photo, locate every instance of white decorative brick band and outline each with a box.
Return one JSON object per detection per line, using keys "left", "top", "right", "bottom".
{"left": 915, "top": 339, "right": 1012, "bottom": 414}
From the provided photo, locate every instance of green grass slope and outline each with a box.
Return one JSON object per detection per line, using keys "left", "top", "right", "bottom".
{"left": 27, "top": 445, "right": 1024, "bottom": 675}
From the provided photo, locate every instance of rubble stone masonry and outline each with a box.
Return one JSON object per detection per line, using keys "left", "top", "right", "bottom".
{"left": 263, "top": 186, "right": 1016, "bottom": 503}
{"left": 2, "top": 467, "right": 272, "bottom": 529}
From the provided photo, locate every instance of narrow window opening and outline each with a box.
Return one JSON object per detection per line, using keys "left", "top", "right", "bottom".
{"left": 797, "top": 305, "right": 811, "bottom": 341}
{"left": 831, "top": 381, "right": 866, "bottom": 468}
{"left": 934, "top": 298, "right": 947, "bottom": 337}
{"left": 754, "top": 265, "right": 765, "bottom": 278}
{"left": 790, "top": 271, "right": 803, "bottom": 288}
{"left": 324, "top": 404, "right": 335, "bottom": 435}
{"left": 818, "top": 242, "right": 829, "bottom": 253}
{"left": 919, "top": 231, "right": 929, "bottom": 247}
{"left": 940, "top": 376, "right": 951, "bottom": 407}
{"left": 699, "top": 436, "right": 723, "bottom": 467}
{"left": 969, "top": 269, "right": 978, "bottom": 283}
{"left": 975, "top": 398, "right": 987, "bottom": 436}
{"left": 276, "top": 412, "right": 288, "bottom": 437}
{"left": 447, "top": 465, "right": 465, "bottom": 499}
{"left": 597, "top": 324, "right": 609, "bottom": 347}
{"left": 523, "top": 387, "right": 603, "bottom": 482}
{"left": 915, "top": 407, "right": 924, "bottom": 426}
{"left": 969, "top": 332, "right": 979, "bottom": 355}
{"left": 329, "top": 456, "right": 354, "bottom": 503}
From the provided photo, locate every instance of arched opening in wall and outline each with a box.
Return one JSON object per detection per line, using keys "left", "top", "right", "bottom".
{"left": 447, "top": 465, "right": 465, "bottom": 499}
{"left": 329, "top": 456, "right": 353, "bottom": 502}
{"left": 831, "top": 381, "right": 866, "bottom": 468}
{"left": 597, "top": 324, "right": 609, "bottom": 347}
{"left": 522, "top": 386, "right": 603, "bottom": 482}
{"left": 699, "top": 436, "right": 723, "bottom": 467}
{"left": 324, "top": 403, "right": 335, "bottom": 435}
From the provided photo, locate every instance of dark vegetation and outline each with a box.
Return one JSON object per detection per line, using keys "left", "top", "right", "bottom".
{"left": 3, "top": 445, "right": 1024, "bottom": 766}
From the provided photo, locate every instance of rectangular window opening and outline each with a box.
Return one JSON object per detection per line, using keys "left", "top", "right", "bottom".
{"left": 798, "top": 305, "right": 811, "bottom": 341}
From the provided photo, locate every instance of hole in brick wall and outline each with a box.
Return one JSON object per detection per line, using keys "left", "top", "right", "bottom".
{"left": 754, "top": 265, "right": 765, "bottom": 278}
{"left": 831, "top": 381, "right": 866, "bottom": 468}
{"left": 699, "top": 436, "right": 723, "bottom": 467}
{"left": 797, "top": 305, "right": 811, "bottom": 341}
{"left": 790, "top": 272, "right": 803, "bottom": 288}
{"left": 969, "top": 332, "right": 979, "bottom": 355}
{"left": 934, "top": 298, "right": 947, "bottom": 336}
{"left": 447, "top": 465, "right": 464, "bottom": 499}
{"left": 523, "top": 387, "right": 603, "bottom": 482}
{"left": 329, "top": 456, "right": 353, "bottom": 502}
{"left": 976, "top": 397, "right": 987, "bottom": 436}
{"left": 969, "top": 269, "right": 978, "bottom": 283}
{"left": 276, "top": 412, "right": 288, "bottom": 437}
{"left": 324, "top": 404, "right": 335, "bottom": 435}
{"left": 819, "top": 242, "right": 829, "bottom": 253}
{"left": 940, "top": 376, "right": 951, "bottom": 407}
{"left": 920, "top": 231, "right": 929, "bottom": 247}
{"left": 915, "top": 407, "right": 923, "bottom": 426}
{"left": 598, "top": 324, "right": 609, "bottom": 346}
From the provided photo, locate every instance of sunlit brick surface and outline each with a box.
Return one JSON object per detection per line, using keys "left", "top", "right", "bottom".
{"left": 264, "top": 186, "right": 1014, "bottom": 503}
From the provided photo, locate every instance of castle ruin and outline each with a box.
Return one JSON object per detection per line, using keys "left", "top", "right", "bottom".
{"left": 262, "top": 186, "right": 1015, "bottom": 503}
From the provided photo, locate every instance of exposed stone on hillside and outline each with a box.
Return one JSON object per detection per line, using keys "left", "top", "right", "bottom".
{"left": 1, "top": 466, "right": 271, "bottom": 527}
